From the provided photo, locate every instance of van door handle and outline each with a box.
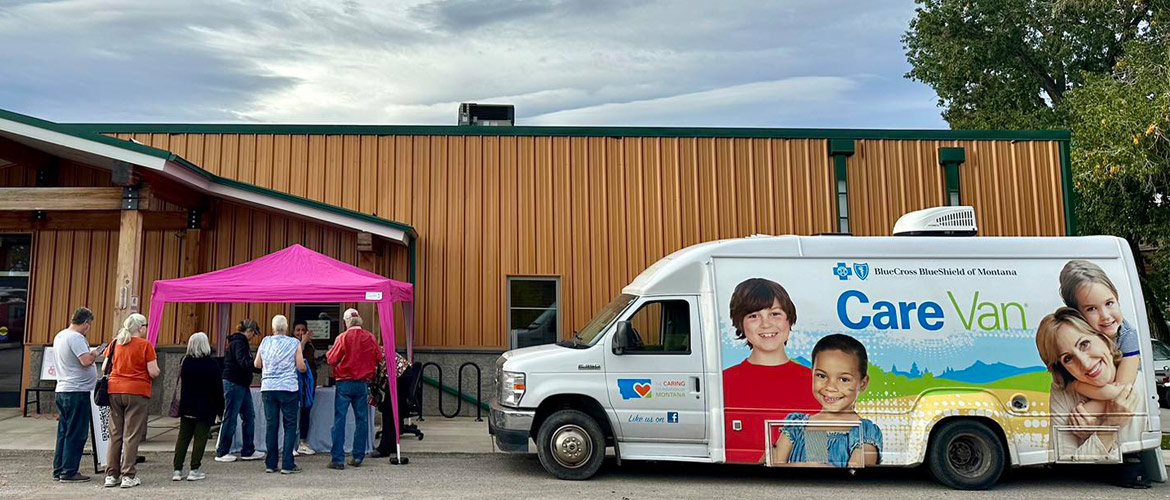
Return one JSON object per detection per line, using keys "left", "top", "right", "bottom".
{"left": 691, "top": 376, "right": 701, "bottom": 393}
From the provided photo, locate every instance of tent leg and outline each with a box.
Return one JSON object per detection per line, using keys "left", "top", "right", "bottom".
{"left": 389, "top": 444, "right": 408, "bottom": 465}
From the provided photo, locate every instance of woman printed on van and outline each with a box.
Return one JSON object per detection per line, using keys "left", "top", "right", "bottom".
{"left": 1057, "top": 260, "right": 1141, "bottom": 410}
{"left": 722, "top": 278, "right": 819, "bottom": 463}
{"left": 772, "top": 334, "right": 882, "bottom": 467}
{"left": 1036, "top": 308, "right": 1144, "bottom": 460}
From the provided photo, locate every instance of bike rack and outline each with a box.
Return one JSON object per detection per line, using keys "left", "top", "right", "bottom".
{"left": 419, "top": 361, "right": 483, "bottom": 422}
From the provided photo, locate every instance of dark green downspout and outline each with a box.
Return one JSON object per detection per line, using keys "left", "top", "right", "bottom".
{"left": 1059, "top": 139, "right": 1078, "bottom": 235}
{"left": 938, "top": 147, "right": 965, "bottom": 206}
{"left": 828, "top": 139, "right": 855, "bottom": 233}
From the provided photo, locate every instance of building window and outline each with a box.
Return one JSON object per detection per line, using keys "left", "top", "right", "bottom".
{"left": 508, "top": 277, "right": 560, "bottom": 349}
{"left": 621, "top": 300, "right": 691, "bottom": 354}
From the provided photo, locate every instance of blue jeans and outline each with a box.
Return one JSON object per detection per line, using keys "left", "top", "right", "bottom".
{"left": 52, "top": 392, "right": 91, "bottom": 478}
{"left": 262, "top": 391, "right": 298, "bottom": 471}
{"left": 330, "top": 380, "right": 369, "bottom": 464}
{"left": 216, "top": 380, "right": 256, "bottom": 457}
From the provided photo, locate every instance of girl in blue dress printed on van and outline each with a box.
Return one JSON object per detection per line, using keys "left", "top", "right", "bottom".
{"left": 772, "top": 334, "right": 882, "bottom": 467}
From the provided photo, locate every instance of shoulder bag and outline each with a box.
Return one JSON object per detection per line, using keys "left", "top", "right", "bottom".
{"left": 167, "top": 355, "right": 186, "bottom": 418}
{"left": 93, "top": 342, "right": 116, "bottom": 407}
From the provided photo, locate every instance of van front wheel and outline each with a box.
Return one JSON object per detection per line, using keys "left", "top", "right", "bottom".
{"left": 536, "top": 409, "right": 605, "bottom": 480}
{"left": 927, "top": 420, "right": 1005, "bottom": 490}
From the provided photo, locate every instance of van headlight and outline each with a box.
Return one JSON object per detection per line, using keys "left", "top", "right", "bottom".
{"left": 500, "top": 371, "right": 526, "bottom": 407}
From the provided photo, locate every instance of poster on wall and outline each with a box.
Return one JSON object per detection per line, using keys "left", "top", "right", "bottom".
{"left": 40, "top": 347, "right": 57, "bottom": 381}
{"left": 306, "top": 320, "right": 331, "bottom": 340}
{"left": 714, "top": 257, "right": 1147, "bottom": 467}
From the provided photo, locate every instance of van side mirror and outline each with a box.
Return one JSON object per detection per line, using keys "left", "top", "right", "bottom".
{"left": 613, "top": 321, "right": 632, "bottom": 355}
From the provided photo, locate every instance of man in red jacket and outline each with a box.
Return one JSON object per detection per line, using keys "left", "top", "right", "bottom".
{"left": 325, "top": 308, "right": 382, "bottom": 469}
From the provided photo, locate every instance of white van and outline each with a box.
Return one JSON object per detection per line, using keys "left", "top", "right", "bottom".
{"left": 489, "top": 207, "right": 1166, "bottom": 489}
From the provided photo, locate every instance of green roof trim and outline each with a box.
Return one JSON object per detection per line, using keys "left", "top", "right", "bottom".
{"left": 938, "top": 147, "right": 966, "bottom": 165}
{"left": 1059, "top": 140, "right": 1078, "bottom": 236}
{"left": 0, "top": 107, "right": 416, "bottom": 239}
{"left": 66, "top": 122, "right": 1072, "bottom": 142}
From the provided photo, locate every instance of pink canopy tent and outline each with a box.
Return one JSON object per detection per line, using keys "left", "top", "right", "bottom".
{"left": 144, "top": 244, "right": 414, "bottom": 457}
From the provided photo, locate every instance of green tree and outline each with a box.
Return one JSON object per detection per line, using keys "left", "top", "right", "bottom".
{"left": 903, "top": 0, "right": 1158, "bottom": 129}
{"left": 1067, "top": 40, "right": 1170, "bottom": 339}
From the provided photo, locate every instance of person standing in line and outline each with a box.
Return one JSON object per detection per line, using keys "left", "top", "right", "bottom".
{"left": 102, "top": 314, "right": 159, "bottom": 489}
{"left": 255, "top": 315, "right": 307, "bottom": 474}
{"left": 172, "top": 332, "right": 224, "bottom": 482}
{"left": 325, "top": 308, "right": 382, "bottom": 470}
{"left": 293, "top": 320, "right": 318, "bottom": 456}
{"left": 215, "top": 320, "right": 266, "bottom": 463}
{"left": 51, "top": 307, "right": 101, "bottom": 483}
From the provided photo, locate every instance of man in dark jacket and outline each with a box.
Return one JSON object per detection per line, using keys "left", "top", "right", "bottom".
{"left": 214, "top": 320, "right": 265, "bottom": 462}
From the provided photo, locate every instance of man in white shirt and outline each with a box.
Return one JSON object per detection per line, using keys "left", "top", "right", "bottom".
{"left": 51, "top": 307, "right": 101, "bottom": 483}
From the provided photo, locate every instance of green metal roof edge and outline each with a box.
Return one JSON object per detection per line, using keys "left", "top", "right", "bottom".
{"left": 168, "top": 156, "right": 417, "bottom": 238}
{"left": 0, "top": 107, "right": 416, "bottom": 238}
{"left": 66, "top": 122, "right": 1072, "bottom": 142}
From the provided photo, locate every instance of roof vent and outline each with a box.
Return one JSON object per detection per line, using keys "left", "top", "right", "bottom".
{"left": 458, "top": 103, "right": 514, "bottom": 126}
{"left": 892, "top": 206, "right": 977, "bottom": 236}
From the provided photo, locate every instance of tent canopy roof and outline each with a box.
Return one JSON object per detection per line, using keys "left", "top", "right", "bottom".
{"left": 150, "top": 244, "right": 413, "bottom": 304}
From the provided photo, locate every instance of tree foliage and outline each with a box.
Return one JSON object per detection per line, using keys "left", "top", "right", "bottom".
{"left": 903, "top": 0, "right": 1159, "bottom": 129}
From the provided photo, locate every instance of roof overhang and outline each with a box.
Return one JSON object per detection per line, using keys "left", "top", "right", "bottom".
{"left": 0, "top": 109, "right": 415, "bottom": 245}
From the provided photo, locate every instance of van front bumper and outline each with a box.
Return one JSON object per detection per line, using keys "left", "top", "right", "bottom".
{"left": 489, "top": 399, "right": 535, "bottom": 453}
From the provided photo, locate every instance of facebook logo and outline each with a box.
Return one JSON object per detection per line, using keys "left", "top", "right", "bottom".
{"left": 666, "top": 411, "right": 679, "bottom": 424}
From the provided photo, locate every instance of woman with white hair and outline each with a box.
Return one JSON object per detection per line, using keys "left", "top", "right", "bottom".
{"left": 172, "top": 332, "right": 224, "bottom": 482}
{"left": 255, "top": 314, "right": 307, "bottom": 474}
{"left": 101, "top": 313, "right": 160, "bottom": 489}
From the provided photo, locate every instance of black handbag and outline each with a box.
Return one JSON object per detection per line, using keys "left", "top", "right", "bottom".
{"left": 93, "top": 342, "right": 116, "bottom": 407}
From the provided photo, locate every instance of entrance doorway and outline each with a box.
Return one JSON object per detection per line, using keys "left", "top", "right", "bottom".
{"left": 0, "top": 234, "right": 30, "bottom": 407}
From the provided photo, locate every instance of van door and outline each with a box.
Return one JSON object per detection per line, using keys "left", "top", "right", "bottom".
{"left": 604, "top": 297, "right": 706, "bottom": 442}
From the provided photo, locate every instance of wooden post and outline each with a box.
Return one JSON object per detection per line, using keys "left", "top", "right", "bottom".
{"left": 177, "top": 210, "right": 203, "bottom": 339}
{"left": 113, "top": 209, "right": 144, "bottom": 333}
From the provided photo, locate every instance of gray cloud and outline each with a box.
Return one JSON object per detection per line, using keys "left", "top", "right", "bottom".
{"left": 0, "top": 0, "right": 945, "bottom": 128}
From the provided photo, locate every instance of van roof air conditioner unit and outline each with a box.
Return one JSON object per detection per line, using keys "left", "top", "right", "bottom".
{"left": 892, "top": 206, "right": 977, "bottom": 236}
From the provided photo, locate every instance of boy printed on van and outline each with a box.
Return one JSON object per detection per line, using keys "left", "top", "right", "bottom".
{"left": 1058, "top": 260, "right": 1140, "bottom": 406}
{"left": 722, "top": 278, "right": 819, "bottom": 463}
{"left": 773, "top": 334, "right": 882, "bottom": 468}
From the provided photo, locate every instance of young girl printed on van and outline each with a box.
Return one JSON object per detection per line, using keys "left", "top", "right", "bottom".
{"left": 1057, "top": 260, "right": 1141, "bottom": 408}
{"left": 772, "top": 334, "right": 883, "bottom": 468}
{"left": 722, "top": 278, "right": 819, "bottom": 463}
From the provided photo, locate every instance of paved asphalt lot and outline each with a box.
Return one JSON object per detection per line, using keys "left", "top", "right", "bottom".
{"left": 0, "top": 450, "right": 1165, "bottom": 499}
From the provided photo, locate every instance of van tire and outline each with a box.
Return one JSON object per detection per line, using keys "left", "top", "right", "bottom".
{"left": 927, "top": 420, "right": 1005, "bottom": 490}
{"left": 536, "top": 409, "right": 605, "bottom": 480}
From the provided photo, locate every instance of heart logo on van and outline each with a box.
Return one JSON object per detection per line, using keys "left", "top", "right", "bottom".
{"left": 633, "top": 383, "right": 652, "bottom": 398}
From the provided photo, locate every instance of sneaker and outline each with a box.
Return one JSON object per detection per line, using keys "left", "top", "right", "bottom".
{"left": 59, "top": 473, "right": 91, "bottom": 483}
{"left": 120, "top": 476, "right": 140, "bottom": 489}
{"left": 327, "top": 462, "right": 345, "bottom": 470}
{"left": 214, "top": 454, "right": 238, "bottom": 463}
{"left": 103, "top": 475, "right": 118, "bottom": 487}
{"left": 265, "top": 468, "right": 277, "bottom": 474}
{"left": 280, "top": 467, "right": 302, "bottom": 475}
{"left": 186, "top": 470, "right": 206, "bottom": 481}
{"left": 369, "top": 449, "right": 387, "bottom": 459}
{"left": 172, "top": 470, "right": 183, "bottom": 481}
{"left": 239, "top": 451, "right": 266, "bottom": 461}
{"left": 296, "top": 442, "right": 316, "bottom": 456}
{"left": 347, "top": 458, "right": 362, "bottom": 467}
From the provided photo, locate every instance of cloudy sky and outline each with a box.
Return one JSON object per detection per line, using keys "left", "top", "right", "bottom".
{"left": 0, "top": 0, "right": 947, "bottom": 128}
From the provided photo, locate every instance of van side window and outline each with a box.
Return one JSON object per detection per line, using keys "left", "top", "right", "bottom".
{"left": 624, "top": 300, "right": 691, "bottom": 354}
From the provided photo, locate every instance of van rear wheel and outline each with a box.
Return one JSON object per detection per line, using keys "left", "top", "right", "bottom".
{"left": 927, "top": 420, "right": 1005, "bottom": 490}
{"left": 536, "top": 409, "right": 605, "bottom": 480}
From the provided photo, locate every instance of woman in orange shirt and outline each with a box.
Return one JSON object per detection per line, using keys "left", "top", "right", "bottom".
{"left": 101, "top": 313, "right": 160, "bottom": 489}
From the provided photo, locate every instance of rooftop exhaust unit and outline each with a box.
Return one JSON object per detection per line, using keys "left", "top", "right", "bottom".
{"left": 892, "top": 206, "right": 978, "bottom": 236}
{"left": 458, "top": 103, "right": 515, "bottom": 127}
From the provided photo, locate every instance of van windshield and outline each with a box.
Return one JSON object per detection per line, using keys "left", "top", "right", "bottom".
{"left": 570, "top": 294, "right": 637, "bottom": 347}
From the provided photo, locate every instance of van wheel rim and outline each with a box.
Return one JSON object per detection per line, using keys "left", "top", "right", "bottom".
{"left": 551, "top": 424, "right": 592, "bottom": 469}
{"left": 947, "top": 433, "right": 991, "bottom": 478}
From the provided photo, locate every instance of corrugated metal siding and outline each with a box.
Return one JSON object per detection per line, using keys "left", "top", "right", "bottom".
{"left": 847, "top": 140, "right": 1065, "bottom": 237}
{"left": 121, "top": 134, "right": 840, "bottom": 348}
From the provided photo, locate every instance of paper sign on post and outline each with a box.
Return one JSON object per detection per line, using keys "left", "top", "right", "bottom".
{"left": 307, "top": 319, "right": 331, "bottom": 340}
{"left": 365, "top": 291, "right": 383, "bottom": 301}
{"left": 41, "top": 347, "right": 58, "bottom": 381}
